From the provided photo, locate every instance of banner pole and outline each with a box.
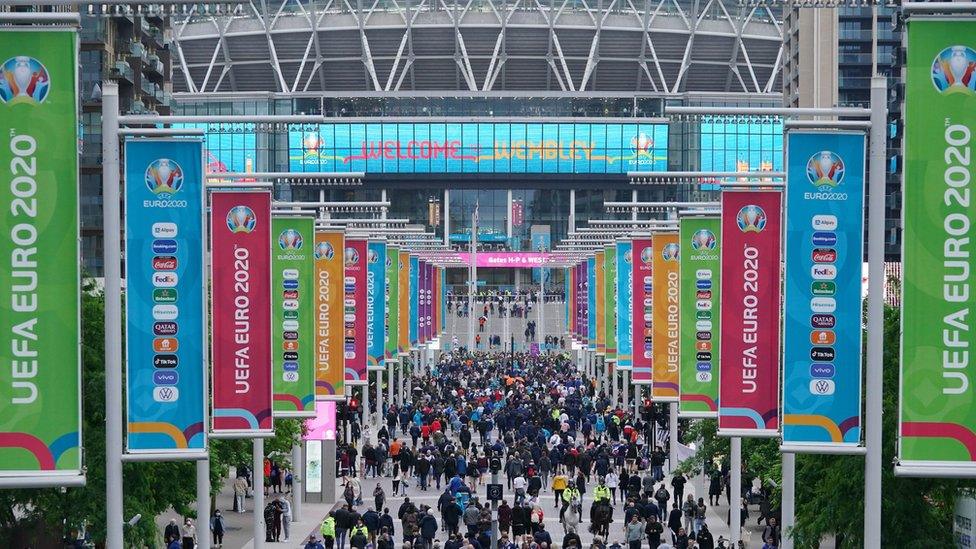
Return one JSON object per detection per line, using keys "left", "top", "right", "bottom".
{"left": 376, "top": 368, "right": 383, "bottom": 429}
{"left": 363, "top": 373, "right": 371, "bottom": 433}
{"left": 197, "top": 459, "right": 211, "bottom": 549}
{"left": 101, "top": 81, "right": 124, "bottom": 549}
{"left": 781, "top": 452, "right": 795, "bottom": 549}
{"left": 668, "top": 403, "right": 678, "bottom": 473}
{"left": 864, "top": 75, "right": 887, "bottom": 549}
{"left": 292, "top": 443, "right": 303, "bottom": 522}
{"left": 730, "top": 436, "right": 742, "bottom": 544}
{"left": 254, "top": 438, "right": 265, "bottom": 549}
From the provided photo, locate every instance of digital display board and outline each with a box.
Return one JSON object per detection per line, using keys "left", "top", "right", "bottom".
{"left": 287, "top": 122, "right": 668, "bottom": 174}
{"left": 699, "top": 116, "right": 783, "bottom": 190}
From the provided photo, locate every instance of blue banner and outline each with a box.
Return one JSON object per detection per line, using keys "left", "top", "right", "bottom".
{"left": 782, "top": 131, "right": 866, "bottom": 451}
{"left": 409, "top": 255, "right": 419, "bottom": 348}
{"left": 616, "top": 241, "right": 634, "bottom": 369}
{"left": 124, "top": 139, "right": 206, "bottom": 454}
{"left": 587, "top": 256, "right": 597, "bottom": 349}
{"left": 367, "top": 241, "right": 387, "bottom": 370}
{"left": 288, "top": 122, "right": 668, "bottom": 174}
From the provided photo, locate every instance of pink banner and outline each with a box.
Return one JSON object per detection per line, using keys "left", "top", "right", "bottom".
{"left": 632, "top": 238, "right": 653, "bottom": 384}
{"left": 475, "top": 252, "right": 553, "bottom": 268}
{"left": 344, "top": 239, "right": 367, "bottom": 385}
{"left": 718, "top": 191, "right": 782, "bottom": 436}
{"left": 418, "top": 260, "right": 428, "bottom": 344}
{"left": 210, "top": 191, "right": 274, "bottom": 435}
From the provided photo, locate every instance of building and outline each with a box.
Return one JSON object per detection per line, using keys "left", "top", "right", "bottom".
{"left": 78, "top": 13, "right": 174, "bottom": 275}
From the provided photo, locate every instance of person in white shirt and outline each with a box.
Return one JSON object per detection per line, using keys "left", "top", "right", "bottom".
{"left": 512, "top": 475, "right": 527, "bottom": 506}
{"left": 281, "top": 496, "right": 293, "bottom": 542}
{"left": 605, "top": 470, "right": 620, "bottom": 505}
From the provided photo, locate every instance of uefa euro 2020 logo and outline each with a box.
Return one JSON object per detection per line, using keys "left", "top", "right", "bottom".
{"left": 662, "top": 243, "right": 679, "bottom": 262}
{"left": 344, "top": 247, "right": 359, "bottom": 266}
{"left": 806, "top": 151, "right": 845, "bottom": 188}
{"left": 640, "top": 247, "right": 653, "bottom": 265}
{"left": 314, "top": 241, "right": 334, "bottom": 261}
{"left": 0, "top": 56, "right": 50, "bottom": 105}
{"left": 367, "top": 249, "right": 379, "bottom": 264}
{"left": 691, "top": 229, "right": 717, "bottom": 251}
{"left": 145, "top": 159, "right": 184, "bottom": 197}
{"left": 278, "top": 229, "right": 304, "bottom": 250}
{"left": 736, "top": 205, "right": 767, "bottom": 233}
{"left": 932, "top": 45, "right": 976, "bottom": 95}
{"left": 631, "top": 132, "right": 654, "bottom": 154}
{"left": 624, "top": 250, "right": 632, "bottom": 263}
{"left": 226, "top": 206, "right": 257, "bottom": 234}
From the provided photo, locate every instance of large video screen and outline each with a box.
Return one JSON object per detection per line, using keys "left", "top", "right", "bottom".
{"left": 699, "top": 116, "right": 783, "bottom": 189}
{"left": 287, "top": 122, "right": 668, "bottom": 174}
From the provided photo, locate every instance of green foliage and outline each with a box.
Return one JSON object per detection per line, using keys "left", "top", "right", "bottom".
{"left": 0, "top": 288, "right": 305, "bottom": 547}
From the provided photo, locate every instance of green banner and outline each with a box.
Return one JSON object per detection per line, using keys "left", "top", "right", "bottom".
{"left": 679, "top": 218, "right": 721, "bottom": 417}
{"left": 385, "top": 246, "right": 399, "bottom": 360}
{"left": 272, "top": 217, "right": 316, "bottom": 417}
{"left": 900, "top": 19, "right": 976, "bottom": 470}
{"left": 0, "top": 30, "right": 82, "bottom": 478}
{"left": 605, "top": 245, "right": 618, "bottom": 360}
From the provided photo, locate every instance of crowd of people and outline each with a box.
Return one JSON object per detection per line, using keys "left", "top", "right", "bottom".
{"left": 319, "top": 350, "right": 781, "bottom": 549}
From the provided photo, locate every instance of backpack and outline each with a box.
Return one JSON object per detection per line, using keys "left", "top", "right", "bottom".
{"left": 655, "top": 487, "right": 669, "bottom": 501}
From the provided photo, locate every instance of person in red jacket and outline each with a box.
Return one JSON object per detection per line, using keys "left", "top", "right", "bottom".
{"left": 421, "top": 424, "right": 431, "bottom": 444}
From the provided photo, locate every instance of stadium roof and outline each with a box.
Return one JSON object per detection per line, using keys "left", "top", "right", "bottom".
{"left": 172, "top": 0, "right": 784, "bottom": 95}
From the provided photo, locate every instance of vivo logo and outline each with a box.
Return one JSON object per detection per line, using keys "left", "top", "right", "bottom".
{"left": 810, "top": 363, "right": 835, "bottom": 378}
{"left": 153, "top": 371, "right": 180, "bottom": 385}
{"left": 283, "top": 361, "right": 300, "bottom": 372}
{"left": 696, "top": 362, "right": 712, "bottom": 372}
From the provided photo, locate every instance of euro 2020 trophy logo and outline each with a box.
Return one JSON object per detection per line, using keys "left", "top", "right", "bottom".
{"left": 691, "top": 229, "right": 717, "bottom": 251}
{"left": 226, "top": 206, "right": 257, "bottom": 234}
{"left": 314, "top": 241, "right": 335, "bottom": 260}
{"left": 279, "top": 229, "right": 304, "bottom": 250}
{"left": 932, "top": 45, "right": 976, "bottom": 95}
{"left": 146, "top": 159, "right": 184, "bottom": 198}
{"left": 0, "top": 56, "right": 50, "bottom": 105}
{"left": 806, "top": 151, "right": 845, "bottom": 189}
{"left": 662, "top": 243, "right": 679, "bottom": 262}
{"left": 736, "top": 205, "right": 767, "bottom": 233}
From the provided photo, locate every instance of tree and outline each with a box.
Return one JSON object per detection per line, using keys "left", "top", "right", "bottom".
{"left": 0, "top": 287, "right": 304, "bottom": 547}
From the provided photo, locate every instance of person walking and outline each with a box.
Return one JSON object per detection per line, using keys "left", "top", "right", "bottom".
{"left": 321, "top": 512, "right": 337, "bottom": 549}
{"left": 181, "top": 518, "right": 196, "bottom": 549}
{"left": 681, "top": 494, "right": 695, "bottom": 535}
{"left": 210, "top": 510, "right": 226, "bottom": 547}
{"left": 625, "top": 514, "right": 644, "bottom": 549}
{"left": 234, "top": 474, "right": 249, "bottom": 513}
{"left": 281, "top": 495, "right": 294, "bottom": 542}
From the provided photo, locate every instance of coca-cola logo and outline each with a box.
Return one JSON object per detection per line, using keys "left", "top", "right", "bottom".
{"left": 152, "top": 256, "right": 178, "bottom": 270}
{"left": 811, "top": 248, "right": 837, "bottom": 263}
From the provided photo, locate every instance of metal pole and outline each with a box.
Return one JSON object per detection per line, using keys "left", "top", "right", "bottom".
{"left": 398, "top": 359, "right": 405, "bottom": 407}
{"left": 387, "top": 362, "right": 394, "bottom": 412}
{"left": 490, "top": 469, "right": 500, "bottom": 548}
{"left": 539, "top": 268, "right": 545, "bottom": 348}
{"left": 730, "top": 437, "right": 742, "bottom": 545}
{"left": 101, "top": 81, "right": 124, "bottom": 549}
{"left": 468, "top": 205, "right": 478, "bottom": 350}
{"left": 376, "top": 366, "right": 384, "bottom": 429}
{"left": 254, "top": 438, "right": 266, "bottom": 549}
{"left": 668, "top": 403, "right": 678, "bottom": 473}
{"left": 444, "top": 189, "right": 451, "bottom": 246}
{"left": 622, "top": 370, "right": 629, "bottom": 414}
{"left": 781, "top": 452, "right": 795, "bottom": 549}
{"left": 197, "top": 460, "right": 211, "bottom": 549}
{"left": 363, "top": 371, "right": 371, "bottom": 432}
{"left": 292, "top": 443, "right": 304, "bottom": 522}
{"left": 864, "top": 75, "right": 887, "bottom": 549}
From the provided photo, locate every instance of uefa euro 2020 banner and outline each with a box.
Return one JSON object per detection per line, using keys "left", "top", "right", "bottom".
{"left": 343, "top": 238, "right": 367, "bottom": 385}
{"left": 271, "top": 216, "right": 316, "bottom": 418}
{"left": 314, "top": 230, "right": 344, "bottom": 400}
{"left": 366, "top": 241, "right": 387, "bottom": 370}
{"left": 398, "top": 250, "right": 410, "bottom": 355}
{"left": 652, "top": 233, "right": 680, "bottom": 401}
{"left": 587, "top": 256, "right": 597, "bottom": 350}
{"left": 124, "top": 139, "right": 207, "bottom": 454}
{"left": 0, "top": 29, "right": 83, "bottom": 480}
{"left": 615, "top": 240, "right": 633, "bottom": 369}
{"left": 679, "top": 218, "right": 721, "bottom": 418}
{"left": 604, "top": 245, "right": 617, "bottom": 361}
{"left": 595, "top": 250, "right": 606, "bottom": 354}
{"left": 409, "top": 255, "right": 420, "bottom": 348}
{"left": 900, "top": 19, "right": 976, "bottom": 474}
{"left": 211, "top": 191, "right": 274, "bottom": 436}
{"left": 718, "top": 191, "right": 782, "bottom": 438}
{"left": 631, "top": 238, "right": 653, "bottom": 385}
{"left": 782, "top": 131, "right": 865, "bottom": 452}
{"left": 385, "top": 245, "right": 399, "bottom": 361}
{"left": 418, "top": 260, "right": 428, "bottom": 344}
